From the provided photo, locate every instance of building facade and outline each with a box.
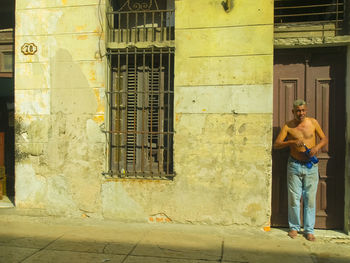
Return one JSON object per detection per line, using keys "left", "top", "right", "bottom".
{"left": 2, "top": 0, "right": 349, "bottom": 233}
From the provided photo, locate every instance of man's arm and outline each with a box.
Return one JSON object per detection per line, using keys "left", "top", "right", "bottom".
{"left": 310, "top": 119, "right": 328, "bottom": 156}
{"left": 273, "top": 124, "right": 303, "bottom": 149}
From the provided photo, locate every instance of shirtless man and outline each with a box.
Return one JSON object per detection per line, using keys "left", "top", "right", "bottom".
{"left": 273, "top": 99, "right": 328, "bottom": 241}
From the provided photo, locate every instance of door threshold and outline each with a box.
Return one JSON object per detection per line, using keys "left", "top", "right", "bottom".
{"left": 271, "top": 227, "right": 349, "bottom": 238}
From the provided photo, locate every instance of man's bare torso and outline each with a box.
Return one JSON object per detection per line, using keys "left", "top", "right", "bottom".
{"left": 286, "top": 117, "right": 316, "bottom": 161}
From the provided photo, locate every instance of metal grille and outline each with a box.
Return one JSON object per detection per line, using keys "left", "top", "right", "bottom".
{"left": 274, "top": 0, "right": 345, "bottom": 36}
{"left": 107, "top": 47, "right": 174, "bottom": 179}
{"left": 107, "top": 0, "right": 175, "bottom": 44}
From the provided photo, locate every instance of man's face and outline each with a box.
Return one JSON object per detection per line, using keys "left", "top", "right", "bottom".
{"left": 292, "top": 105, "right": 307, "bottom": 122}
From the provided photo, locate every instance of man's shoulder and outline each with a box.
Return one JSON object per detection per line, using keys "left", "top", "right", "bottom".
{"left": 306, "top": 117, "right": 316, "bottom": 121}
{"left": 306, "top": 117, "right": 318, "bottom": 125}
{"left": 285, "top": 119, "right": 296, "bottom": 128}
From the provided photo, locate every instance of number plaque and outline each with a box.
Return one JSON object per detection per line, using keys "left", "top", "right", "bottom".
{"left": 21, "top": 43, "right": 38, "bottom": 55}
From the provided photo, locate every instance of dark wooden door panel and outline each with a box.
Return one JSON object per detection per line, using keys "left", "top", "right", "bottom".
{"left": 272, "top": 47, "right": 345, "bottom": 229}
{"left": 272, "top": 52, "right": 305, "bottom": 227}
{"left": 307, "top": 50, "right": 346, "bottom": 229}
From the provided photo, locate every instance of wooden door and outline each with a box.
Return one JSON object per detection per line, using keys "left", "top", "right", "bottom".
{"left": 272, "top": 47, "right": 346, "bottom": 229}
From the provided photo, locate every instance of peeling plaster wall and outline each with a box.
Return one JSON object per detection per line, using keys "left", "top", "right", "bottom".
{"left": 101, "top": 0, "right": 273, "bottom": 226}
{"left": 14, "top": 0, "right": 274, "bottom": 226}
{"left": 15, "top": 0, "right": 106, "bottom": 216}
{"left": 172, "top": 0, "right": 273, "bottom": 226}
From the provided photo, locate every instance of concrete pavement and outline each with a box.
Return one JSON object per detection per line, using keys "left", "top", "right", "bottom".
{"left": 0, "top": 208, "right": 350, "bottom": 263}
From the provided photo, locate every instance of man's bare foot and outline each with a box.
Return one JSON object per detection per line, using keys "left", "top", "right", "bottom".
{"left": 288, "top": 230, "right": 298, "bottom": 239}
{"left": 305, "top": 233, "right": 316, "bottom": 241}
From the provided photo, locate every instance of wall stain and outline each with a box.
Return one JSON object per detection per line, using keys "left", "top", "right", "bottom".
{"left": 238, "top": 123, "right": 246, "bottom": 134}
{"left": 15, "top": 149, "right": 29, "bottom": 162}
{"left": 226, "top": 124, "right": 235, "bottom": 136}
{"left": 77, "top": 35, "right": 88, "bottom": 40}
{"left": 15, "top": 117, "right": 29, "bottom": 161}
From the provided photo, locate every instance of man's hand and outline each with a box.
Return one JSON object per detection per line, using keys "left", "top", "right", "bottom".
{"left": 309, "top": 147, "right": 318, "bottom": 157}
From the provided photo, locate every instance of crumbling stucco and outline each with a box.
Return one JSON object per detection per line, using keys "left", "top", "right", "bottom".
{"left": 15, "top": 0, "right": 105, "bottom": 216}
{"left": 14, "top": 0, "right": 274, "bottom": 227}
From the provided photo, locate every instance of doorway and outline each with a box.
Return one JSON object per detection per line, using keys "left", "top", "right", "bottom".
{"left": 272, "top": 47, "right": 346, "bottom": 229}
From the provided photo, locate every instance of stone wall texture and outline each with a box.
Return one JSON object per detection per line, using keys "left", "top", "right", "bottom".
{"left": 14, "top": 0, "right": 274, "bottom": 226}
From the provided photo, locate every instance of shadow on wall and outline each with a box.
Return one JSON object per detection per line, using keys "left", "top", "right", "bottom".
{"left": 14, "top": 48, "right": 102, "bottom": 211}
{"left": 50, "top": 48, "right": 97, "bottom": 115}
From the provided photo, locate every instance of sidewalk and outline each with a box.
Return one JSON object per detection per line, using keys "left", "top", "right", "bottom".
{"left": 0, "top": 208, "right": 350, "bottom": 263}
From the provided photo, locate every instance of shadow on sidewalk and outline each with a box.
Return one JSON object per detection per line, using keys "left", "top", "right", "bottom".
{"left": 0, "top": 228, "right": 350, "bottom": 263}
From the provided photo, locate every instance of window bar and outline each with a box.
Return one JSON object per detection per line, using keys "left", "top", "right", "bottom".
{"left": 152, "top": 12, "right": 155, "bottom": 42}
{"left": 116, "top": 50, "right": 121, "bottom": 175}
{"left": 118, "top": 13, "right": 121, "bottom": 43}
{"left": 275, "top": 11, "right": 339, "bottom": 19}
{"left": 154, "top": 0, "right": 159, "bottom": 10}
{"left": 135, "top": 12, "right": 138, "bottom": 43}
{"left": 143, "top": 12, "right": 147, "bottom": 42}
{"left": 158, "top": 49, "right": 163, "bottom": 174}
{"left": 167, "top": 48, "right": 171, "bottom": 175}
{"left": 274, "top": 3, "right": 343, "bottom": 10}
{"left": 150, "top": 47, "right": 155, "bottom": 175}
{"left": 124, "top": 49, "right": 129, "bottom": 175}
{"left": 112, "top": 51, "right": 119, "bottom": 176}
{"left": 169, "top": 11, "right": 175, "bottom": 40}
{"left": 109, "top": 55, "right": 114, "bottom": 176}
{"left": 274, "top": 19, "right": 342, "bottom": 25}
{"left": 171, "top": 11, "right": 174, "bottom": 40}
{"left": 171, "top": 11, "right": 174, "bottom": 41}
{"left": 126, "top": 12, "right": 130, "bottom": 44}
{"left": 168, "top": 11, "right": 171, "bottom": 41}
{"left": 160, "top": 11, "right": 164, "bottom": 42}
{"left": 141, "top": 49, "right": 146, "bottom": 175}
{"left": 133, "top": 50, "right": 137, "bottom": 176}
{"left": 111, "top": 12, "right": 113, "bottom": 42}
{"left": 108, "top": 9, "right": 112, "bottom": 42}
{"left": 112, "top": 13, "right": 115, "bottom": 43}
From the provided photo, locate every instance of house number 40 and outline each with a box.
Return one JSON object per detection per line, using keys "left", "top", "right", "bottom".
{"left": 21, "top": 43, "right": 38, "bottom": 55}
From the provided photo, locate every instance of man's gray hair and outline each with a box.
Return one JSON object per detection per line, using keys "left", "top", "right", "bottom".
{"left": 293, "top": 99, "right": 306, "bottom": 108}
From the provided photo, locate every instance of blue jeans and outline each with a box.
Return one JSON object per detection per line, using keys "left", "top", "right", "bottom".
{"left": 287, "top": 157, "right": 319, "bottom": 234}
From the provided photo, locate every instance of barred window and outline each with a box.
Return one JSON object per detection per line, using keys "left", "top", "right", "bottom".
{"left": 274, "top": 0, "right": 345, "bottom": 36}
{"left": 107, "top": 0, "right": 174, "bottom": 45}
{"left": 106, "top": 1, "right": 175, "bottom": 179}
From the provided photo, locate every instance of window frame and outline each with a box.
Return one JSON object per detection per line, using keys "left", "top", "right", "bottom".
{"left": 105, "top": 0, "right": 175, "bottom": 180}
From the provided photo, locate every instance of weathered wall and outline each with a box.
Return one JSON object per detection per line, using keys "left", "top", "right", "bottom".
{"left": 15, "top": 0, "right": 106, "bottom": 216}
{"left": 172, "top": 0, "right": 273, "bottom": 225}
{"left": 14, "top": 0, "right": 274, "bottom": 226}
{"left": 101, "top": 0, "right": 273, "bottom": 226}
